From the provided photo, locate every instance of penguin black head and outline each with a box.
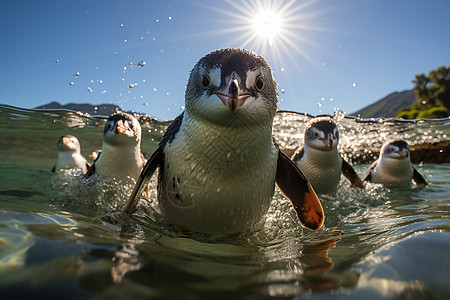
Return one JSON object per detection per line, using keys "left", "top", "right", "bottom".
{"left": 57, "top": 135, "right": 81, "bottom": 152}
{"left": 380, "top": 139, "right": 410, "bottom": 160}
{"left": 103, "top": 112, "right": 141, "bottom": 146}
{"left": 185, "top": 48, "right": 278, "bottom": 126}
{"left": 304, "top": 117, "right": 339, "bottom": 151}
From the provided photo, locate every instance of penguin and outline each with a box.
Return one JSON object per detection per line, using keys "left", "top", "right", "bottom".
{"left": 52, "top": 135, "right": 90, "bottom": 174}
{"left": 85, "top": 112, "right": 146, "bottom": 182}
{"left": 291, "top": 117, "right": 364, "bottom": 194}
{"left": 363, "top": 139, "right": 428, "bottom": 186}
{"left": 125, "top": 48, "right": 324, "bottom": 234}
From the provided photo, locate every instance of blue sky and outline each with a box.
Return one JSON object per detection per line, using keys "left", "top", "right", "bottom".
{"left": 1, "top": 0, "right": 449, "bottom": 120}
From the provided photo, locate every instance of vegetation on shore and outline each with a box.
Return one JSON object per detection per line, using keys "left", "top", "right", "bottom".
{"left": 396, "top": 66, "right": 450, "bottom": 119}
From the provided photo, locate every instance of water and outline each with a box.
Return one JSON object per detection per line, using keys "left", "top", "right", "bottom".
{"left": 0, "top": 104, "right": 449, "bottom": 299}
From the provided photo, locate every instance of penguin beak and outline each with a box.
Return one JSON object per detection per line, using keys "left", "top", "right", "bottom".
{"left": 114, "top": 120, "right": 129, "bottom": 134}
{"left": 320, "top": 136, "right": 333, "bottom": 149}
{"left": 214, "top": 71, "right": 251, "bottom": 111}
{"left": 397, "top": 149, "right": 408, "bottom": 157}
{"left": 62, "top": 137, "right": 69, "bottom": 145}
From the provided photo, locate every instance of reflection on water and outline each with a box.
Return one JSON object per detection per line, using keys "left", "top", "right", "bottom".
{"left": 0, "top": 104, "right": 449, "bottom": 299}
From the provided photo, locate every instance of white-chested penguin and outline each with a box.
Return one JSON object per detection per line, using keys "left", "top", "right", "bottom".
{"left": 125, "top": 48, "right": 324, "bottom": 234}
{"left": 363, "top": 139, "right": 427, "bottom": 186}
{"left": 52, "top": 135, "right": 90, "bottom": 174}
{"left": 86, "top": 112, "right": 146, "bottom": 181}
{"left": 291, "top": 117, "right": 364, "bottom": 194}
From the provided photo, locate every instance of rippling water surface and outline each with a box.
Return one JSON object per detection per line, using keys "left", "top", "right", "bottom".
{"left": 0, "top": 104, "right": 449, "bottom": 299}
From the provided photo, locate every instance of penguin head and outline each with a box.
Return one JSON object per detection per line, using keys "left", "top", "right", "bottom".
{"left": 380, "top": 139, "right": 410, "bottom": 160}
{"left": 103, "top": 112, "right": 141, "bottom": 146}
{"left": 185, "top": 48, "right": 278, "bottom": 127}
{"left": 57, "top": 135, "right": 81, "bottom": 153}
{"left": 304, "top": 117, "right": 339, "bottom": 151}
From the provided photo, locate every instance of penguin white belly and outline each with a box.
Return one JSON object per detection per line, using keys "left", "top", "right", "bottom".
{"left": 371, "top": 159, "right": 413, "bottom": 186}
{"left": 159, "top": 118, "right": 278, "bottom": 234}
{"left": 296, "top": 149, "right": 342, "bottom": 194}
{"left": 95, "top": 145, "right": 144, "bottom": 180}
{"left": 56, "top": 152, "right": 87, "bottom": 173}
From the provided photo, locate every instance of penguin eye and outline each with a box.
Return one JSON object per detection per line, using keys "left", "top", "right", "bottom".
{"left": 255, "top": 76, "right": 264, "bottom": 90}
{"left": 201, "top": 75, "right": 210, "bottom": 88}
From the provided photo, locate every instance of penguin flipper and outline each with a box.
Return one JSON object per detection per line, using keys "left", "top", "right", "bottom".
{"left": 125, "top": 146, "right": 164, "bottom": 213}
{"left": 85, "top": 163, "right": 96, "bottom": 177}
{"left": 412, "top": 168, "right": 428, "bottom": 185}
{"left": 52, "top": 165, "right": 56, "bottom": 172}
{"left": 341, "top": 159, "right": 364, "bottom": 189}
{"left": 362, "top": 161, "right": 377, "bottom": 182}
{"left": 275, "top": 150, "right": 324, "bottom": 230}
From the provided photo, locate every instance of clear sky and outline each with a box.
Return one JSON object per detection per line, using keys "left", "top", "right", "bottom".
{"left": 1, "top": 0, "right": 449, "bottom": 120}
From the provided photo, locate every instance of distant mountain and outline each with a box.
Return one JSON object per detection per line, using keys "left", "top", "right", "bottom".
{"left": 35, "top": 101, "right": 121, "bottom": 116}
{"left": 350, "top": 90, "right": 416, "bottom": 118}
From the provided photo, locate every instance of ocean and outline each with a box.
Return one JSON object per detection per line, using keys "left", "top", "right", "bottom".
{"left": 0, "top": 104, "right": 449, "bottom": 299}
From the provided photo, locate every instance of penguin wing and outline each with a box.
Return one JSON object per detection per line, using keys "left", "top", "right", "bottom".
{"left": 275, "top": 149, "right": 324, "bottom": 230}
{"left": 125, "top": 146, "right": 164, "bottom": 213}
{"left": 85, "top": 163, "right": 96, "bottom": 177}
{"left": 125, "top": 113, "right": 184, "bottom": 213}
{"left": 362, "top": 160, "right": 378, "bottom": 182}
{"left": 412, "top": 168, "right": 428, "bottom": 185}
{"left": 341, "top": 159, "right": 364, "bottom": 188}
{"left": 51, "top": 165, "right": 56, "bottom": 172}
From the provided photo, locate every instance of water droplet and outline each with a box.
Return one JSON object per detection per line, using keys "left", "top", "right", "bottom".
{"left": 153, "top": 88, "right": 157, "bottom": 92}
{"left": 143, "top": 102, "right": 148, "bottom": 106}
{"left": 352, "top": 82, "right": 357, "bottom": 87}
{"left": 69, "top": 82, "right": 74, "bottom": 86}
{"left": 322, "top": 62, "right": 326, "bottom": 66}
{"left": 180, "top": 106, "right": 185, "bottom": 110}
{"left": 99, "top": 80, "right": 103, "bottom": 84}
{"left": 75, "top": 72, "right": 80, "bottom": 78}
{"left": 87, "top": 87, "right": 93, "bottom": 93}
{"left": 156, "top": 19, "right": 159, "bottom": 22}
{"left": 281, "top": 89, "right": 285, "bottom": 93}
{"left": 129, "top": 62, "right": 134, "bottom": 66}
{"left": 101, "top": 90, "right": 106, "bottom": 95}
{"left": 120, "top": 24, "right": 124, "bottom": 27}
{"left": 121, "top": 78, "right": 125, "bottom": 82}
{"left": 317, "top": 102, "right": 322, "bottom": 107}
{"left": 138, "top": 61, "right": 146, "bottom": 67}
{"left": 330, "top": 98, "right": 334, "bottom": 102}
{"left": 124, "top": 39, "right": 127, "bottom": 43}
{"left": 422, "top": 100, "right": 427, "bottom": 104}
{"left": 166, "top": 92, "right": 170, "bottom": 96}
{"left": 127, "top": 83, "right": 135, "bottom": 88}
{"left": 55, "top": 59, "right": 59, "bottom": 63}
{"left": 168, "top": 16, "right": 172, "bottom": 20}
{"left": 281, "top": 68, "right": 285, "bottom": 72}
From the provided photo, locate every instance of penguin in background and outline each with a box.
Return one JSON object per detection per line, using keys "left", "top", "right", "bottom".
{"left": 85, "top": 112, "right": 146, "bottom": 182}
{"left": 52, "top": 135, "right": 90, "bottom": 174}
{"left": 363, "top": 139, "right": 428, "bottom": 186}
{"left": 291, "top": 117, "right": 364, "bottom": 194}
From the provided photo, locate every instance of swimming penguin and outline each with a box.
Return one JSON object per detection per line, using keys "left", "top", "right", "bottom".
{"left": 85, "top": 112, "right": 146, "bottom": 181}
{"left": 291, "top": 117, "right": 364, "bottom": 194}
{"left": 125, "top": 48, "right": 324, "bottom": 234}
{"left": 363, "top": 139, "right": 427, "bottom": 186}
{"left": 52, "top": 135, "right": 90, "bottom": 173}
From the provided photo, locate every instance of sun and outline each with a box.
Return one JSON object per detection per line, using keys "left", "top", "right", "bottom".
{"left": 252, "top": 9, "right": 282, "bottom": 45}
{"left": 202, "top": 0, "right": 329, "bottom": 71}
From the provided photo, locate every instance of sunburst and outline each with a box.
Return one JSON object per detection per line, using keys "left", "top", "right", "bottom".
{"left": 203, "top": 0, "right": 331, "bottom": 71}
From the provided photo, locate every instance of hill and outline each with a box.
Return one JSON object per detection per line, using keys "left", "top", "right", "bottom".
{"left": 350, "top": 90, "right": 416, "bottom": 118}
{"left": 35, "top": 101, "right": 121, "bottom": 116}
